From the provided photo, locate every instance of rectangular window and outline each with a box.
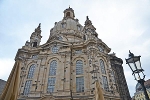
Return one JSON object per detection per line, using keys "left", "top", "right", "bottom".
{"left": 47, "top": 77, "right": 56, "bottom": 93}
{"left": 75, "top": 50, "right": 82, "bottom": 54}
{"left": 23, "top": 80, "right": 32, "bottom": 95}
{"left": 76, "top": 77, "right": 84, "bottom": 92}
{"left": 102, "top": 76, "right": 109, "bottom": 91}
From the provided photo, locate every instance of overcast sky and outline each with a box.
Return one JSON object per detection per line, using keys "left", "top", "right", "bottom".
{"left": 0, "top": 0, "right": 150, "bottom": 97}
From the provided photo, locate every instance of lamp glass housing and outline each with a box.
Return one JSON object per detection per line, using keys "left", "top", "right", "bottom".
{"left": 126, "top": 56, "right": 143, "bottom": 73}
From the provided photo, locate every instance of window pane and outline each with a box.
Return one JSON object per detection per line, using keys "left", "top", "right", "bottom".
{"left": 49, "top": 60, "right": 57, "bottom": 76}
{"left": 76, "top": 77, "right": 84, "bottom": 92}
{"left": 47, "top": 77, "right": 56, "bottom": 93}
{"left": 100, "top": 59, "right": 106, "bottom": 74}
{"left": 76, "top": 60, "right": 83, "bottom": 75}
{"left": 102, "top": 76, "right": 109, "bottom": 91}
{"left": 23, "top": 80, "right": 32, "bottom": 95}
{"left": 27, "top": 64, "right": 36, "bottom": 79}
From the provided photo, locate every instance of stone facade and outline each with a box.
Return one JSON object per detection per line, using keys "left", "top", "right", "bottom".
{"left": 0, "top": 79, "right": 6, "bottom": 95}
{"left": 6, "top": 7, "right": 131, "bottom": 100}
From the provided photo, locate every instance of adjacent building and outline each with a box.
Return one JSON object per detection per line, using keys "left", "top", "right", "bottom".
{"left": 109, "top": 54, "right": 131, "bottom": 100}
{"left": 0, "top": 79, "right": 6, "bottom": 95}
{"left": 1, "top": 7, "right": 131, "bottom": 100}
{"left": 134, "top": 79, "right": 150, "bottom": 100}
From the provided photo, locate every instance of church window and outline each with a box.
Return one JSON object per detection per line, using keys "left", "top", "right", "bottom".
{"left": 102, "top": 76, "right": 109, "bottom": 91}
{"left": 23, "top": 80, "right": 32, "bottom": 95}
{"left": 49, "top": 60, "right": 57, "bottom": 76}
{"left": 33, "top": 42, "right": 37, "bottom": 47}
{"left": 47, "top": 77, "right": 56, "bottom": 93}
{"left": 27, "top": 64, "right": 36, "bottom": 79}
{"left": 76, "top": 60, "right": 83, "bottom": 75}
{"left": 100, "top": 59, "right": 106, "bottom": 74}
{"left": 66, "top": 12, "right": 70, "bottom": 17}
{"left": 52, "top": 46, "right": 59, "bottom": 53}
{"left": 98, "top": 46, "right": 104, "bottom": 52}
{"left": 76, "top": 77, "right": 84, "bottom": 92}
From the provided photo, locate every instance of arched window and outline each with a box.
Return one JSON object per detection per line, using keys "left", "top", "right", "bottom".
{"left": 27, "top": 64, "right": 36, "bottom": 79}
{"left": 66, "top": 12, "right": 70, "bottom": 17}
{"left": 100, "top": 59, "right": 106, "bottom": 74}
{"left": 49, "top": 60, "right": 57, "bottom": 76}
{"left": 76, "top": 60, "right": 83, "bottom": 75}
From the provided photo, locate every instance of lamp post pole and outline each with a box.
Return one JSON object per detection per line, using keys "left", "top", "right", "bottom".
{"left": 138, "top": 79, "right": 149, "bottom": 100}
{"left": 125, "top": 51, "right": 150, "bottom": 100}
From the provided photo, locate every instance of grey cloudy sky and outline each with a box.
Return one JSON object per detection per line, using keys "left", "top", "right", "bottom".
{"left": 0, "top": 0, "right": 150, "bottom": 97}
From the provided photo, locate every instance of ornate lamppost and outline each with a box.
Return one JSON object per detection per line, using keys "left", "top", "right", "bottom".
{"left": 125, "top": 51, "right": 150, "bottom": 100}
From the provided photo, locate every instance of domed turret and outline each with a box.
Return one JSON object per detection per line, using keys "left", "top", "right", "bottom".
{"left": 63, "top": 6, "right": 75, "bottom": 19}
{"left": 50, "top": 7, "right": 83, "bottom": 35}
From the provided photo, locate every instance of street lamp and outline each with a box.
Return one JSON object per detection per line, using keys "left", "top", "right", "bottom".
{"left": 125, "top": 50, "right": 150, "bottom": 100}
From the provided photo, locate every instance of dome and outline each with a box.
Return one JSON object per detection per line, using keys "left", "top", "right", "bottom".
{"left": 50, "top": 7, "right": 83, "bottom": 34}
{"left": 51, "top": 18, "right": 83, "bottom": 33}
{"left": 136, "top": 79, "right": 150, "bottom": 92}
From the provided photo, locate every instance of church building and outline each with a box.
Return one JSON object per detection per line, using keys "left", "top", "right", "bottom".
{"left": 0, "top": 7, "right": 131, "bottom": 100}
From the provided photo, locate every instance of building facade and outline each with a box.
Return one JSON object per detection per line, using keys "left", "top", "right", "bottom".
{"left": 1, "top": 7, "right": 131, "bottom": 100}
